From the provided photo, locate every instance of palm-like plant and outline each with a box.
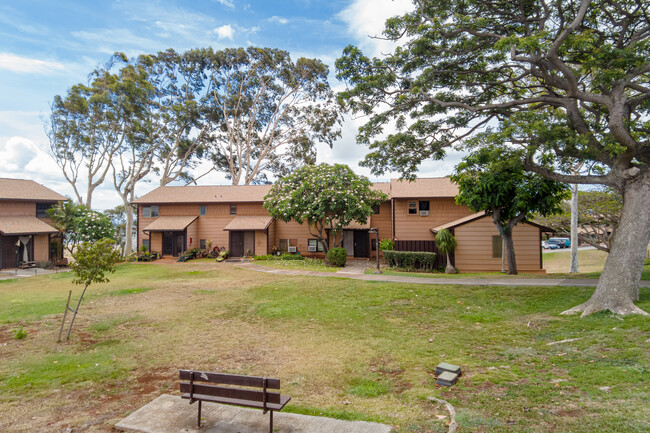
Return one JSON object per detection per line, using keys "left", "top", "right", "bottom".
{"left": 435, "top": 229, "right": 457, "bottom": 274}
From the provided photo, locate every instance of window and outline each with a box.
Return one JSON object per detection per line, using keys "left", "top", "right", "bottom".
{"left": 308, "top": 238, "right": 324, "bottom": 252}
{"left": 142, "top": 206, "right": 159, "bottom": 218}
{"left": 372, "top": 204, "right": 380, "bottom": 214}
{"left": 142, "top": 239, "right": 150, "bottom": 252}
{"left": 419, "top": 201, "right": 430, "bottom": 211}
{"left": 371, "top": 238, "right": 377, "bottom": 251}
{"left": 492, "top": 235, "right": 502, "bottom": 258}
{"left": 279, "top": 239, "right": 289, "bottom": 253}
{"left": 36, "top": 202, "right": 54, "bottom": 218}
{"left": 200, "top": 239, "right": 207, "bottom": 249}
{"left": 200, "top": 205, "right": 206, "bottom": 216}
{"left": 408, "top": 201, "right": 417, "bottom": 214}
{"left": 230, "top": 204, "right": 237, "bottom": 215}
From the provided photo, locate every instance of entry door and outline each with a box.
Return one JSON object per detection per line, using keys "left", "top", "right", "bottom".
{"left": 162, "top": 232, "right": 173, "bottom": 256}
{"left": 342, "top": 230, "right": 354, "bottom": 256}
{"left": 174, "top": 232, "right": 185, "bottom": 256}
{"left": 353, "top": 231, "right": 369, "bottom": 258}
{"left": 230, "top": 231, "right": 244, "bottom": 257}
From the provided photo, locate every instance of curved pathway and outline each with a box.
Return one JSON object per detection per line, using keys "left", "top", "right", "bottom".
{"left": 237, "top": 262, "right": 650, "bottom": 288}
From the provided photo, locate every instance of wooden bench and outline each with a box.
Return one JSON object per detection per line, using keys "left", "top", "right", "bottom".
{"left": 179, "top": 369, "right": 291, "bottom": 431}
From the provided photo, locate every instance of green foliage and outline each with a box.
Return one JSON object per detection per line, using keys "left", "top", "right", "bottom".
{"left": 383, "top": 250, "right": 437, "bottom": 272}
{"left": 70, "top": 239, "right": 122, "bottom": 287}
{"left": 452, "top": 146, "right": 569, "bottom": 229}
{"left": 277, "top": 254, "right": 305, "bottom": 261}
{"left": 264, "top": 163, "right": 388, "bottom": 252}
{"left": 48, "top": 201, "right": 115, "bottom": 254}
{"left": 434, "top": 229, "right": 456, "bottom": 255}
{"left": 12, "top": 327, "right": 27, "bottom": 340}
{"left": 378, "top": 238, "right": 394, "bottom": 251}
{"left": 326, "top": 247, "right": 347, "bottom": 267}
{"left": 253, "top": 254, "right": 273, "bottom": 261}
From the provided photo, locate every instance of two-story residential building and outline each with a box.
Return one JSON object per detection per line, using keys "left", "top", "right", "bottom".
{"left": 0, "top": 178, "right": 66, "bottom": 269}
{"left": 133, "top": 177, "right": 550, "bottom": 273}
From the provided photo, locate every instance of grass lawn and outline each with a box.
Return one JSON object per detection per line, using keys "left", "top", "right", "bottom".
{"left": 0, "top": 261, "right": 648, "bottom": 432}
{"left": 250, "top": 257, "right": 340, "bottom": 272}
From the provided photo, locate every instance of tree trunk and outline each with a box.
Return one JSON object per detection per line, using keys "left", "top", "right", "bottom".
{"left": 123, "top": 201, "right": 134, "bottom": 256}
{"left": 569, "top": 183, "right": 579, "bottom": 273}
{"left": 502, "top": 231, "right": 518, "bottom": 275}
{"left": 562, "top": 172, "right": 650, "bottom": 316}
{"left": 445, "top": 252, "right": 457, "bottom": 274}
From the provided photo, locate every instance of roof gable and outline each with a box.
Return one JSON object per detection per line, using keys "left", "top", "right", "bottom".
{"left": 0, "top": 178, "right": 67, "bottom": 202}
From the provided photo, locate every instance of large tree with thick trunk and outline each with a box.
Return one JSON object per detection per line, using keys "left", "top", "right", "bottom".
{"left": 337, "top": 0, "right": 650, "bottom": 315}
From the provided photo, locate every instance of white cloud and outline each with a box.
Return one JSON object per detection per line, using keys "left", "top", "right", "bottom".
{"left": 214, "top": 0, "right": 235, "bottom": 8}
{"left": 0, "top": 53, "right": 66, "bottom": 75}
{"left": 268, "top": 16, "right": 288, "bottom": 25}
{"left": 338, "top": 0, "right": 414, "bottom": 56}
{"left": 214, "top": 24, "right": 234, "bottom": 40}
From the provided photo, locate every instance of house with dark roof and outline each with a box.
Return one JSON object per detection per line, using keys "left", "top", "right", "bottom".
{"left": 0, "top": 178, "right": 66, "bottom": 269}
{"left": 133, "top": 177, "right": 550, "bottom": 273}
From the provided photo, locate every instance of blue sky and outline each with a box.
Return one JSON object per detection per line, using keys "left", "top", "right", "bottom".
{"left": 0, "top": 0, "right": 461, "bottom": 209}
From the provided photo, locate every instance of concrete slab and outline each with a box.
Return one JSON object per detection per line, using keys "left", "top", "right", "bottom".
{"left": 115, "top": 394, "right": 393, "bottom": 433}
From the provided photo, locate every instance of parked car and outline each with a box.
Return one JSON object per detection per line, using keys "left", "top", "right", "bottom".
{"left": 542, "top": 240, "right": 560, "bottom": 250}
{"left": 549, "top": 237, "right": 571, "bottom": 248}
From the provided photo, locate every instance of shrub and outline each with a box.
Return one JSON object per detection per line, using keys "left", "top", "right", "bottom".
{"left": 326, "top": 247, "right": 347, "bottom": 267}
{"left": 379, "top": 238, "right": 395, "bottom": 251}
{"left": 383, "top": 250, "right": 437, "bottom": 271}
{"left": 13, "top": 327, "right": 27, "bottom": 340}
{"left": 278, "top": 254, "right": 305, "bottom": 261}
{"left": 253, "top": 254, "right": 273, "bottom": 261}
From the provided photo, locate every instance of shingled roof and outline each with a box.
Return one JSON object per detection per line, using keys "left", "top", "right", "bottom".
{"left": 133, "top": 177, "right": 457, "bottom": 205}
{"left": 0, "top": 178, "right": 67, "bottom": 202}
{"left": 133, "top": 185, "right": 273, "bottom": 204}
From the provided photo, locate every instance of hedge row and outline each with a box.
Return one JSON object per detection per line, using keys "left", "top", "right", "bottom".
{"left": 383, "top": 250, "right": 437, "bottom": 271}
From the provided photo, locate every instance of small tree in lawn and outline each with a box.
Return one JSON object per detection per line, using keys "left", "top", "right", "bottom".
{"left": 435, "top": 228, "right": 457, "bottom": 274}
{"left": 264, "top": 164, "right": 387, "bottom": 254}
{"left": 452, "top": 146, "right": 569, "bottom": 275}
{"left": 58, "top": 238, "right": 122, "bottom": 342}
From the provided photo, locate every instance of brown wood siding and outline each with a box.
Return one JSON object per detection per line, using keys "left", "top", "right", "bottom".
{"left": 186, "top": 219, "right": 199, "bottom": 250}
{"left": 370, "top": 201, "right": 392, "bottom": 258}
{"left": 0, "top": 201, "right": 35, "bottom": 216}
{"left": 34, "top": 234, "right": 50, "bottom": 262}
{"left": 254, "top": 230, "right": 267, "bottom": 255}
{"left": 393, "top": 198, "right": 472, "bottom": 240}
{"left": 454, "top": 217, "right": 543, "bottom": 272}
{"left": 274, "top": 220, "right": 316, "bottom": 256}
{"left": 151, "top": 232, "right": 162, "bottom": 254}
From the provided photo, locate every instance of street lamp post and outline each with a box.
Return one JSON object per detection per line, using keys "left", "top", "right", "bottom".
{"left": 368, "top": 227, "right": 381, "bottom": 274}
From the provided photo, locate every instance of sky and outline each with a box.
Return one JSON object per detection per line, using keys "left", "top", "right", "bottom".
{"left": 0, "top": 0, "right": 464, "bottom": 210}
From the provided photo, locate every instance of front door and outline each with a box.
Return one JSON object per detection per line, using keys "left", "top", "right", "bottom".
{"left": 162, "top": 232, "right": 173, "bottom": 256}
{"left": 353, "top": 230, "right": 369, "bottom": 258}
{"left": 162, "top": 231, "right": 186, "bottom": 256}
{"left": 230, "top": 231, "right": 244, "bottom": 257}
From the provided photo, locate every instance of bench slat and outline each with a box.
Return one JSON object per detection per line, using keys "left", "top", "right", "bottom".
{"left": 180, "top": 382, "right": 282, "bottom": 404}
{"left": 179, "top": 370, "right": 280, "bottom": 389}
{"left": 181, "top": 393, "right": 291, "bottom": 411}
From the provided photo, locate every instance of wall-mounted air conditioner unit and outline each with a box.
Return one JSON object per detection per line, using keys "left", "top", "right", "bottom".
{"left": 307, "top": 246, "right": 317, "bottom": 252}
{"left": 419, "top": 210, "right": 430, "bottom": 216}
{"left": 288, "top": 246, "right": 297, "bottom": 253}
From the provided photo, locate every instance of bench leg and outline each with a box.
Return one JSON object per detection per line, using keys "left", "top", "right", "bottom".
{"left": 269, "top": 410, "right": 273, "bottom": 433}
{"left": 197, "top": 400, "right": 202, "bottom": 428}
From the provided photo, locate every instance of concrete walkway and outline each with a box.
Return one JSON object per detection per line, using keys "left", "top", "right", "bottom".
{"left": 237, "top": 263, "right": 650, "bottom": 288}
{"left": 0, "top": 267, "right": 70, "bottom": 280}
{"left": 115, "top": 394, "right": 392, "bottom": 433}
{"left": 336, "top": 259, "right": 371, "bottom": 275}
